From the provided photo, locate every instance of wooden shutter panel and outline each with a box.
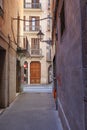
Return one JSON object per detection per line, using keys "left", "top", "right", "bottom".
{"left": 36, "top": 17, "right": 39, "bottom": 30}
{"left": 24, "top": 16, "right": 26, "bottom": 31}
{"left": 29, "top": 16, "right": 32, "bottom": 31}
{"left": 31, "top": 38, "right": 34, "bottom": 49}
{"left": 23, "top": 38, "right": 26, "bottom": 48}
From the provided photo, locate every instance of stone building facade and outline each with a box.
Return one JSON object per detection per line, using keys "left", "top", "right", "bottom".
{"left": 22, "top": 0, "right": 52, "bottom": 85}
{"left": 0, "top": 0, "right": 23, "bottom": 108}
{"left": 52, "top": 0, "right": 87, "bottom": 130}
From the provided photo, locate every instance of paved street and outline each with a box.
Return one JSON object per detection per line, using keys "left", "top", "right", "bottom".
{"left": 0, "top": 92, "right": 63, "bottom": 130}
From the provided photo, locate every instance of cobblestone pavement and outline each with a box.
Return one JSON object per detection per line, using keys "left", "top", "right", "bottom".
{"left": 0, "top": 92, "right": 63, "bottom": 130}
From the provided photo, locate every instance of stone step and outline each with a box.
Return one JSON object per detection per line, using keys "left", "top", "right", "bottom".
{"left": 22, "top": 84, "right": 53, "bottom": 93}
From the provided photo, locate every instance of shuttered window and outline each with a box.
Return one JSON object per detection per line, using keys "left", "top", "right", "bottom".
{"left": 23, "top": 38, "right": 26, "bottom": 49}
{"left": 32, "top": 0, "right": 39, "bottom": 8}
{"left": 24, "top": 16, "right": 29, "bottom": 31}
{"left": 31, "top": 38, "right": 39, "bottom": 49}
{"left": 23, "top": 16, "right": 26, "bottom": 31}
{"left": 31, "top": 38, "right": 40, "bottom": 55}
{"left": 29, "top": 16, "right": 40, "bottom": 31}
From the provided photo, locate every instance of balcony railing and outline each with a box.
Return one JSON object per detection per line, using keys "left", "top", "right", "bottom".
{"left": 17, "top": 36, "right": 30, "bottom": 57}
{"left": 24, "top": 3, "right": 41, "bottom": 9}
{"left": 30, "top": 48, "right": 42, "bottom": 57}
{"left": 24, "top": 25, "right": 40, "bottom": 32}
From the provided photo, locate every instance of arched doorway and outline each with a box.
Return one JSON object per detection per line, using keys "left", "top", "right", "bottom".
{"left": 30, "top": 61, "right": 41, "bottom": 84}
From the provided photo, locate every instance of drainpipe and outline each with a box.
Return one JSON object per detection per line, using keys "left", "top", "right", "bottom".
{"left": 17, "top": 14, "right": 20, "bottom": 45}
{"left": 7, "top": 35, "right": 10, "bottom": 106}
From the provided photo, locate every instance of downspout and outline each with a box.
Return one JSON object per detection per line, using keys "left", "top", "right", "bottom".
{"left": 7, "top": 35, "right": 10, "bottom": 106}
{"left": 17, "top": 14, "right": 20, "bottom": 45}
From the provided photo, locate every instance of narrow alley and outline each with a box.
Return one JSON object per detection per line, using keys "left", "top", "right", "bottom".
{"left": 0, "top": 0, "right": 87, "bottom": 129}
{"left": 0, "top": 91, "right": 63, "bottom": 130}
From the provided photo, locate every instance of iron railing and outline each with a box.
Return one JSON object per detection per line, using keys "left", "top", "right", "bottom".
{"left": 24, "top": 25, "right": 40, "bottom": 32}
{"left": 30, "top": 48, "right": 42, "bottom": 56}
{"left": 24, "top": 3, "right": 41, "bottom": 9}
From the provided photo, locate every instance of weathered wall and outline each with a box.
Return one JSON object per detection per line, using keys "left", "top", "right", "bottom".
{"left": 0, "top": 0, "right": 23, "bottom": 107}
{"left": 80, "top": 0, "right": 87, "bottom": 129}
{"left": 56, "top": 0, "right": 85, "bottom": 130}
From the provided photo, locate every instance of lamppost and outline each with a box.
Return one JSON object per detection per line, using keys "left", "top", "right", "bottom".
{"left": 37, "top": 29, "right": 52, "bottom": 45}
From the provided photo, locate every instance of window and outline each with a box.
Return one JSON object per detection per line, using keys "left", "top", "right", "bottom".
{"left": 23, "top": 16, "right": 40, "bottom": 31}
{"left": 31, "top": 38, "right": 39, "bottom": 49}
{"left": 29, "top": 16, "right": 40, "bottom": 31}
{"left": 23, "top": 16, "right": 29, "bottom": 31}
{"left": 31, "top": 38, "right": 40, "bottom": 55}
{"left": 32, "top": 0, "right": 40, "bottom": 8}
{"left": 32, "top": 17, "right": 36, "bottom": 30}
{"left": 60, "top": 1, "right": 65, "bottom": 36}
{"left": 25, "top": 21, "right": 29, "bottom": 31}
{"left": 24, "top": 0, "right": 31, "bottom": 8}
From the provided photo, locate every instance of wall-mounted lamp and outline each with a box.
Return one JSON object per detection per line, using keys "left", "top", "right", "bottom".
{"left": 37, "top": 29, "right": 52, "bottom": 45}
{"left": 37, "top": 29, "right": 44, "bottom": 41}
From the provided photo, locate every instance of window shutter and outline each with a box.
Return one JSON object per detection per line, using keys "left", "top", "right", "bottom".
{"left": 23, "top": 38, "right": 26, "bottom": 48}
{"left": 29, "top": 16, "right": 32, "bottom": 31}
{"left": 24, "top": 16, "right": 26, "bottom": 31}
{"left": 36, "top": 17, "right": 40, "bottom": 30}
{"left": 31, "top": 38, "right": 39, "bottom": 49}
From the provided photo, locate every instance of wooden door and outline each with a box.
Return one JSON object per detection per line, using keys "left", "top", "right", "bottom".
{"left": 30, "top": 62, "right": 41, "bottom": 84}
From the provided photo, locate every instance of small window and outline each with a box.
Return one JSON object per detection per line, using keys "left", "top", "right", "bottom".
{"left": 60, "top": 1, "right": 65, "bottom": 36}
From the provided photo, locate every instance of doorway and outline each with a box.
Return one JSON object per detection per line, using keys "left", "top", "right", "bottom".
{"left": 0, "top": 47, "right": 6, "bottom": 108}
{"left": 16, "top": 60, "right": 21, "bottom": 92}
{"left": 30, "top": 61, "right": 41, "bottom": 84}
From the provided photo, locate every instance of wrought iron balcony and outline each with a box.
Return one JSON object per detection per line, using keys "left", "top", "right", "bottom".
{"left": 17, "top": 36, "right": 30, "bottom": 57}
{"left": 30, "top": 48, "right": 42, "bottom": 57}
{"left": 24, "top": 25, "right": 40, "bottom": 32}
{"left": 24, "top": 3, "right": 41, "bottom": 9}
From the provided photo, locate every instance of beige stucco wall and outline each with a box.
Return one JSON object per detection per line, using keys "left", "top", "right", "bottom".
{"left": 0, "top": 0, "right": 23, "bottom": 106}
{"left": 23, "top": 0, "right": 52, "bottom": 84}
